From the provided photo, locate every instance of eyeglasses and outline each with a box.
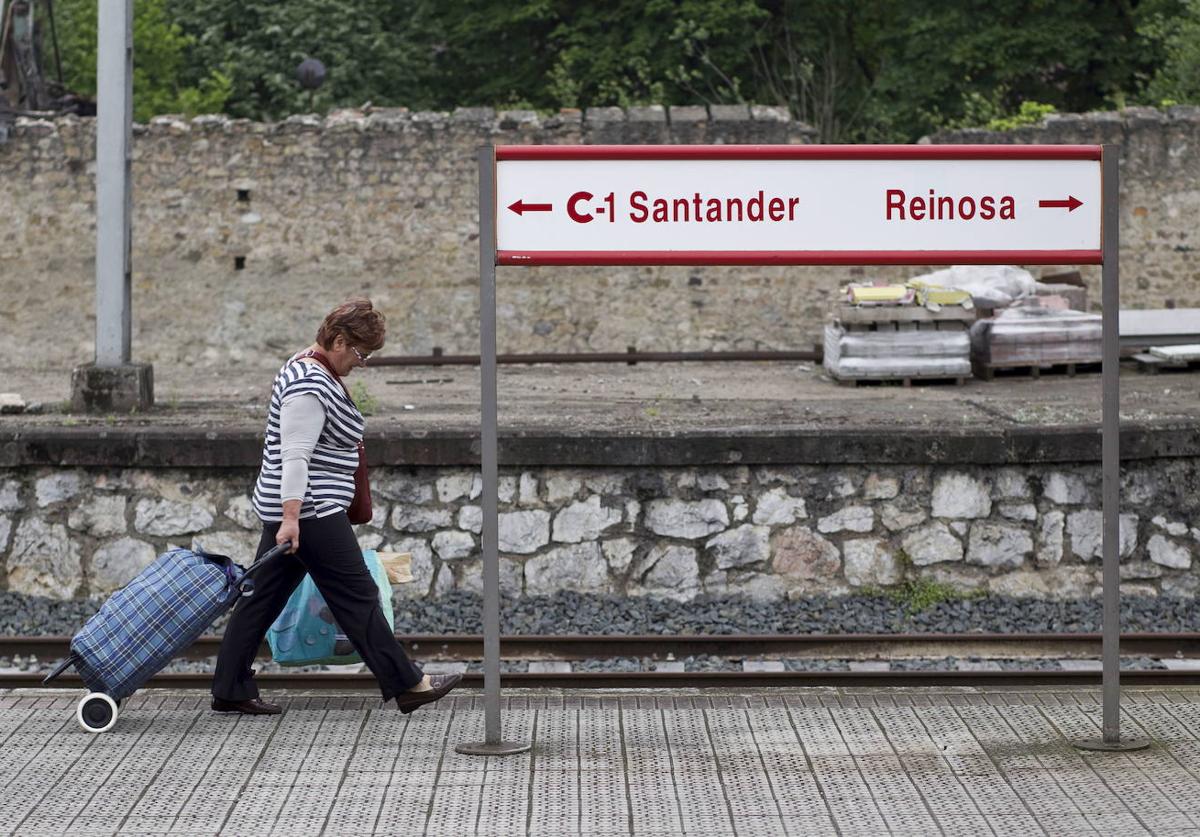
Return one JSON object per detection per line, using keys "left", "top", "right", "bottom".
{"left": 350, "top": 346, "right": 372, "bottom": 365}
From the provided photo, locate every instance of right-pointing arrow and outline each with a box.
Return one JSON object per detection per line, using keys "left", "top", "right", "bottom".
{"left": 1038, "top": 196, "right": 1083, "bottom": 212}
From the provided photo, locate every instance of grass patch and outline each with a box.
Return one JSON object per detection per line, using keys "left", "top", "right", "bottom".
{"left": 349, "top": 380, "right": 379, "bottom": 416}
{"left": 879, "top": 578, "right": 985, "bottom": 615}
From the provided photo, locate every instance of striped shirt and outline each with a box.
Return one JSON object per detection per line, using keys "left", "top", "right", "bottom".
{"left": 252, "top": 355, "right": 364, "bottom": 521}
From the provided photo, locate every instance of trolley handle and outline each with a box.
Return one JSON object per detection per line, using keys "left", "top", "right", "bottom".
{"left": 246, "top": 542, "right": 291, "bottom": 575}
{"left": 237, "top": 542, "right": 292, "bottom": 597}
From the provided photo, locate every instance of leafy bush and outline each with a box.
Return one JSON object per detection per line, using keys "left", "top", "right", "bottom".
{"left": 986, "top": 101, "right": 1057, "bottom": 131}
{"left": 48, "top": 0, "right": 1195, "bottom": 140}
{"left": 1140, "top": 0, "right": 1200, "bottom": 105}
{"left": 55, "top": 0, "right": 230, "bottom": 121}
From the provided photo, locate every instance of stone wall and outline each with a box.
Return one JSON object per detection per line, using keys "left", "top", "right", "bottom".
{"left": 3, "top": 460, "right": 1198, "bottom": 602}
{"left": 4, "top": 105, "right": 1199, "bottom": 373}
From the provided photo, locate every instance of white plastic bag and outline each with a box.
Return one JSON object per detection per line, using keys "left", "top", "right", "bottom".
{"left": 910, "top": 265, "right": 1038, "bottom": 309}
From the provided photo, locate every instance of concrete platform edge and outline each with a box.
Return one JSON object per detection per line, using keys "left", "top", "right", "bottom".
{"left": 2, "top": 421, "right": 1198, "bottom": 467}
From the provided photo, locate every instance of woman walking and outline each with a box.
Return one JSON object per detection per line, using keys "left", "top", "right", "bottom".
{"left": 212, "top": 298, "right": 460, "bottom": 714}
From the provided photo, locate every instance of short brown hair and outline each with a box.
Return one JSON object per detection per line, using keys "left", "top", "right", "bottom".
{"left": 316, "top": 298, "right": 386, "bottom": 352}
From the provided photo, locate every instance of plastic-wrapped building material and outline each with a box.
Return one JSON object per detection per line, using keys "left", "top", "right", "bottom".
{"left": 1035, "top": 282, "right": 1087, "bottom": 312}
{"left": 970, "top": 306, "right": 1102, "bottom": 371}
{"left": 846, "top": 284, "right": 914, "bottom": 305}
{"left": 824, "top": 322, "right": 971, "bottom": 380}
{"left": 909, "top": 265, "right": 1038, "bottom": 309}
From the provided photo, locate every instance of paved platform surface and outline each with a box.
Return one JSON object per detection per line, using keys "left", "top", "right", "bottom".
{"left": 6, "top": 361, "right": 1200, "bottom": 467}
{"left": 8, "top": 360, "right": 1200, "bottom": 436}
{"left": 3, "top": 686, "right": 1200, "bottom": 835}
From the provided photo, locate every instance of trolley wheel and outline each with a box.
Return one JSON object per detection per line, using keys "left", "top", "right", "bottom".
{"left": 76, "top": 692, "right": 119, "bottom": 733}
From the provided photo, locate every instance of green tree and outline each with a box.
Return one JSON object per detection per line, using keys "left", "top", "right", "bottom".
{"left": 166, "top": 0, "right": 438, "bottom": 120}
{"left": 162, "top": 0, "right": 763, "bottom": 119}
{"left": 50, "top": 0, "right": 1194, "bottom": 136}
{"left": 417, "top": 0, "right": 763, "bottom": 111}
{"left": 861, "top": 0, "right": 1174, "bottom": 140}
{"left": 544, "top": 0, "right": 763, "bottom": 108}
{"left": 740, "top": 1, "right": 896, "bottom": 142}
{"left": 739, "top": 0, "right": 1179, "bottom": 142}
{"left": 55, "top": 0, "right": 230, "bottom": 121}
{"left": 1140, "top": 0, "right": 1200, "bottom": 104}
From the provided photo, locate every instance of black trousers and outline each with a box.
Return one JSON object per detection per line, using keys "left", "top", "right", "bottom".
{"left": 212, "top": 513, "right": 423, "bottom": 702}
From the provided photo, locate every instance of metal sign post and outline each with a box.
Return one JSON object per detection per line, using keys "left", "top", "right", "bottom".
{"left": 1075, "top": 146, "right": 1148, "bottom": 752}
{"left": 459, "top": 142, "right": 1147, "bottom": 755}
{"left": 455, "top": 148, "right": 532, "bottom": 757}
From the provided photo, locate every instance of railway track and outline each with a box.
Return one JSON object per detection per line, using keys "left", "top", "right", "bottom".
{"left": 5, "top": 670, "right": 1200, "bottom": 689}
{"left": 3, "top": 632, "right": 1199, "bottom": 661}
{"left": 4, "top": 632, "right": 1199, "bottom": 689}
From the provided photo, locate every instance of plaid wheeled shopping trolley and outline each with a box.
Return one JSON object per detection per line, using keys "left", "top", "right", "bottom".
{"left": 44, "top": 543, "right": 288, "bottom": 732}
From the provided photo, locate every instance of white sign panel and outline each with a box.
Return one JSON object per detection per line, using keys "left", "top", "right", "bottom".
{"left": 494, "top": 150, "right": 1102, "bottom": 264}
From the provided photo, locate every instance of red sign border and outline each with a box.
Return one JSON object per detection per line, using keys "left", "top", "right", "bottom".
{"left": 494, "top": 144, "right": 1104, "bottom": 266}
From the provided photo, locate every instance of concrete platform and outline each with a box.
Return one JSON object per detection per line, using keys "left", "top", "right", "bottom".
{"left": 4, "top": 361, "right": 1200, "bottom": 466}
{"left": 3, "top": 686, "right": 1200, "bottom": 835}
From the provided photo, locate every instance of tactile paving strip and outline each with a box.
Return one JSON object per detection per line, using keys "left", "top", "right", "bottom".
{"left": 390, "top": 711, "right": 451, "bottom": 773}
{"left": 1042, "top": 704, "right": 1198, "bottom": 830}
{"left": 8, "top": 687, "right": 1200, "bottom": 834}
{"left": 475, "top": 779, "right": 529, "bottom": 834}
{"left": 24, "top": 705, "right": 182, "bottom": 829}
{"left": 373, "top": 782, "right": 437, "bottom": 833}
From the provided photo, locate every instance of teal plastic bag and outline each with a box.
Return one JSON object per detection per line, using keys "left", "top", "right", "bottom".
{"left": 267, "top": 549, "right": 395, "bottom": 666}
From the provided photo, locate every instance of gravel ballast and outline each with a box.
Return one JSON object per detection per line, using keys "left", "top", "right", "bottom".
{"left": 3, "top": 590, "right": 1200, "bottom": 637}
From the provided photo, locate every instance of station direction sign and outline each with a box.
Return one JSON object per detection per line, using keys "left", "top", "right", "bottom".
{"left": 494, "top": 145, "right": 1103, "bottom": 266}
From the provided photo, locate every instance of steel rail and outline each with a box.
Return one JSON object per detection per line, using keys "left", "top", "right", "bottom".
{"left": 367, "top": 349, "right": 821, "bottom": 367}
{"left": 5, "top": 669, "right": 1200, "bottom": 690}
{"left": 3, "top": 632, "right": 1199, "bottom": 661}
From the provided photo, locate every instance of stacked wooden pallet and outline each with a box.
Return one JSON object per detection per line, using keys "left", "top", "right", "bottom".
{"left": 824, "top": 304, "right": 974, "bottom": 386}
{"left": 970, "top": 307, "right": 1102, "bottom": 379}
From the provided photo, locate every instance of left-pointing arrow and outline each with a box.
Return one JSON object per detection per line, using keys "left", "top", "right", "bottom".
{"left": 508, "top": 199, "right": 553, "bottom": 215}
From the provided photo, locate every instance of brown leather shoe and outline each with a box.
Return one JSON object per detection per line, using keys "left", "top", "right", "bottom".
{"left": 394, "top": 673, "right": 462, "bottom": 714}
{"left": 211, "top": 697, "right": 282, "bottom": 715}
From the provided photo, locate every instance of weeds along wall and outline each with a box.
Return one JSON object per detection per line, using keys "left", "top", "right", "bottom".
{"left": 2, "top": 105, "right": 1199, "bottom": 370}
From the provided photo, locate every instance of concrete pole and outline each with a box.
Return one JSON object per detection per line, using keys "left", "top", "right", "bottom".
{"left": 95, "top": 0, "right": 133, "bottom": 366}
{"left": 71, "top": 0, "right": 152, "bottom": 411}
